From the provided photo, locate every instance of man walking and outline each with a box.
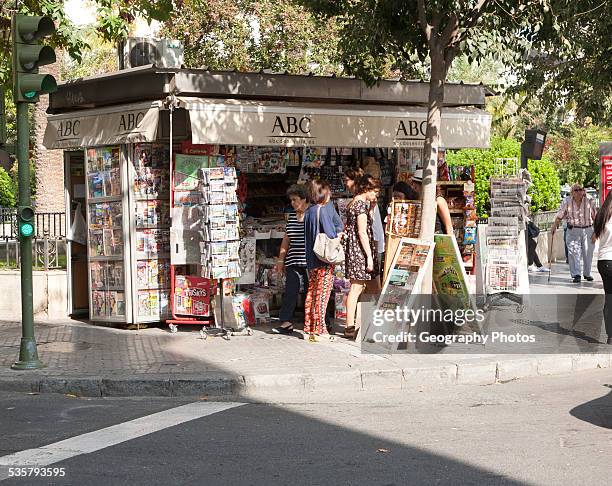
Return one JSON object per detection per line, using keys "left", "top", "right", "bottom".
{"left": 552, "top": 183, "right": 598, "bottom": 283}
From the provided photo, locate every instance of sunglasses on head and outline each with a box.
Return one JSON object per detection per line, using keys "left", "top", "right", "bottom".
{"left": 572, "top": 188, "right": 584, "bottom": 192}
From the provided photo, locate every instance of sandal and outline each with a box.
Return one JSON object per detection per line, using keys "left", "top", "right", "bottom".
{"left": 344, "top": 326, "right": 356, "bottom": 338}
{"left": 272, "top": 324, "right": 294, "bottom": 335}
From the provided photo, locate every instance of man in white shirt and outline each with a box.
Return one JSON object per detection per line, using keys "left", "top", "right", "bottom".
{"left": 552, "top": 183, "right": 598, "bottom": 283}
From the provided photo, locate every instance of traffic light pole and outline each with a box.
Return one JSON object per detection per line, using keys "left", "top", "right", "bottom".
{"left": 10, "top": 11, "right": 58, "bottom": 370}
{"left": 12, "top": 101, "right": 43, "bottom": 370}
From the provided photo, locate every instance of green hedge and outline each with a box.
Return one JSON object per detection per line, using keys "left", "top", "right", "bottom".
{"left": 0, "top": 168, "right": 16, "bottom": 208}
{"left": 446, "top": 136, "right": 561, "bottom": 218}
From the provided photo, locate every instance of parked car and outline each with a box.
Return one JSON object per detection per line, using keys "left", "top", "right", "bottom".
{"left": 585, "top": 187, "right": 599, "bottom": 208}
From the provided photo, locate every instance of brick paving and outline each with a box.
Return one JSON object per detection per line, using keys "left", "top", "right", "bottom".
{"left": 0, "top": 261, "right": 610, "bottom": 396}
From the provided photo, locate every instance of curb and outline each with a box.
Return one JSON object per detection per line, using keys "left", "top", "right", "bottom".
{"left": 0, "top": 354, "right": 610, "bottom": 398}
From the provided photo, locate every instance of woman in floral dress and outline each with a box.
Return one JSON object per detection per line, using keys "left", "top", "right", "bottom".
{"left": 343, "top": 174, "right": 381, "bottom": 338}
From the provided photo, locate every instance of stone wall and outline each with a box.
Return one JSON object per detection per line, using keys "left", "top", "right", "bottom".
{"left": 0, "top": 270, "right": 68, "bottom": 320}
{"left": 33, "top": 62, "right": 65, "bottom": 213}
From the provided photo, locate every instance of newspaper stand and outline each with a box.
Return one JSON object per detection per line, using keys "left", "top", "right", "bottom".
{"left": 167, "top": 143, "right": 251, "bottom": 339}
{"left": 482, "top": 158, "right": 529, "bottom": 313}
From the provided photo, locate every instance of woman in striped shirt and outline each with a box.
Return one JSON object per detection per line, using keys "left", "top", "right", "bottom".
{"left": 273, "top": 184, "right": 310, "bottom": 334}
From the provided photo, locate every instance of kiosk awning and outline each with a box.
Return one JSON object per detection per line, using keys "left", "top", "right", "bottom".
{"left": 181, "top": 98, "right": 491, "bottom": 149}
{"left": 44, "top": 101, "right": 161, "bottom": 149}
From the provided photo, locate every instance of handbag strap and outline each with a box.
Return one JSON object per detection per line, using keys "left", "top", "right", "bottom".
{"left": 316, "top": 205, "right": 321, "bottom": 233}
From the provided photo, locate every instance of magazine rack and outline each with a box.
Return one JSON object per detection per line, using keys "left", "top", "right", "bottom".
{"left": 167, "top": 142, "right": 249, "bottom": 338}
{"left": 167, "top": 145, "right": 216, "bottom": 332}
{"left": 483, "top": 172, "right": 529, "bottom": 313}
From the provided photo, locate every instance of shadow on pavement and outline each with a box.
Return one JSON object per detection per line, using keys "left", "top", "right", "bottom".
{"left": 1, "top": 398, "right": 535, "bottom": 486}
{"left": 569, "top": 385, "right": 612, "bottom": 430}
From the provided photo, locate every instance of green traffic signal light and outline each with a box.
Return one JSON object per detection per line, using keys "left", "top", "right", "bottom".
{"left": 11, "top": 14, "right": 57, "bottom": 104}
{"left": 18, "top": 74, "right": 58, "bottom": 100}
{"left": 20, "top": 222, "right": 34, "bottom": 237}
{"left": 18, "top": 206, "right": 35, "bottom": 238}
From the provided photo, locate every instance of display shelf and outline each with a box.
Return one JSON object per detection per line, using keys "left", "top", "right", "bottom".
{"left": 136, "top": 225, "right": 171, "bottom": 230}
{"left": 88, "top": 226, "right": 124, "bottom": 231}
{"left": 87, "top": 196, "right": 125, "bottom": 203}
{"left": 90, "top": 286, "right": 125, "bottom": 291}
{"left": 89, "top": 255, "right": 124, "bottom": 262}
{"left": 136, "top": 253, "right": 171, "bottom": 260}
{"left": 135, "top": 195, "right": 170, "bottom": 201}
{"left": 437, "top": 181, "right": 468, "bottom": 185}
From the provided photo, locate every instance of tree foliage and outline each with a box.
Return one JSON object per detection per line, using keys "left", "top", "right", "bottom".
{"left": 545, "top": 124, "right": 612, "bottom": 188}
{"left": 160, "top": 0, "right": 342, "bottom": 74}
{"left": 509, "top": 1, "right": 612, "bottom": 125}
{"left": 0, "top": 166, "right": 15, "bottom": 207}
{"left": 528, "top": 156, "right": 561, "bottom": 214}
{"left": 1, "top": 0, "right": 173, "bottom": 87}
{"left": 60, "top": 28, "right": 118, "bottom": 81}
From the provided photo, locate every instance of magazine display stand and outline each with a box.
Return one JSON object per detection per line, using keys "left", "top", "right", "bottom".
{"left": 86, "top": 146, "right": 129, "bottom": 322}
{"left": 483, "top": 160, "right": 530, "bottom": 311}
{"left": 131, "top": 143, "right": 172, "bottom": 324}
{"left": 168, "top": 148, "right": 250, "bottom": 336}
{"left": 168, "top": 150, "right": 211, "bottom": 331}
{"left": 363, "top": 237, "right": 434, "bottom": 352}
{"left": 382, "top": 200, "right": 422, "bottom": 282}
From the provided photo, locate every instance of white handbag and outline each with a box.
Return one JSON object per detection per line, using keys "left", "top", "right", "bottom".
{"left": 313, "top": 205, "right": 345, "bottom": 264}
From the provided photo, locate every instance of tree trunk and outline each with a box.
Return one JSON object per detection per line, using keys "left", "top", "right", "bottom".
{"left": 419, "top": 47, "right": 446, "bottom": 293}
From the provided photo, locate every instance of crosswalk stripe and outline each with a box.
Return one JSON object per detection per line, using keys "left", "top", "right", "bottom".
{"left": 0, "top": 401, "right": 245, "bottom": 481}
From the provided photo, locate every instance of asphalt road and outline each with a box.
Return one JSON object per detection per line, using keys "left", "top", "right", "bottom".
{"left": 0, "top": 369, "right": 611, "bottom": 486}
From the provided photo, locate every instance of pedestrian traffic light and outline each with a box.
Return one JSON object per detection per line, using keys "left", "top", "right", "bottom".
{"left": 18, "top": 206, "right": 35, "bottom": 238}
{"left": 11, "top": 14, "right": 57, "bottom": 103}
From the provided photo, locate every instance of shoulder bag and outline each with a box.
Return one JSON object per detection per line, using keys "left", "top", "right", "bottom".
{"left": 313, "top": 205, "right": 345, "bottom": 264}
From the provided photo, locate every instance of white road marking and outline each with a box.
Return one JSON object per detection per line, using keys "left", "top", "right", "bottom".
{"left": 0, "top": 401, "right": 244, "bottom": 480}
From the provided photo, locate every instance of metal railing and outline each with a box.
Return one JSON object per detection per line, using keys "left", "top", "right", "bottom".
{"left": 0, "top": 208, "right": 66, "bottom": 270}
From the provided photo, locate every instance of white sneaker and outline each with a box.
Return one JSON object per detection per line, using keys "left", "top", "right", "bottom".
{"left": 536, "top": 266, "right": 549, "bottom": 273}
{"left": 528, "top": 265, "right": 537, "bottom": 272}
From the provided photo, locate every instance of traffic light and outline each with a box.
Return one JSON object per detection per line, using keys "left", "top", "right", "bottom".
{"left": 18, "top": 206, "right": 35, "bottom": 238}
{"left": 11, "top": 14, "right": 57, "bottom": 103}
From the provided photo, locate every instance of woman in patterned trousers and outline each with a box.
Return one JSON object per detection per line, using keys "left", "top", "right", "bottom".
{"left": 304, "top": 179, "right": 344, "bottom": 340}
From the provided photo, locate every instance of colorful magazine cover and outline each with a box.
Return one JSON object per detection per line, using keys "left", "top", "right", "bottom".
{"left": 174, "top": 154, "right": 209, "bottom": 190}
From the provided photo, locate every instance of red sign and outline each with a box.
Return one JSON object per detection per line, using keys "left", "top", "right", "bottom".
{"left": 174, "top": 275, "right": 211, "bottom": 316}
{"left": 601, "top": 155, "right": 612, "bottom": 204}
{"left": 180, "top": 142, "right": 216, "bottom": 156}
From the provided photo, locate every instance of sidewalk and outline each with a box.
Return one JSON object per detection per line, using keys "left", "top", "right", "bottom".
{"left": 0, "top": 261, "right": 610, "bottom": 398}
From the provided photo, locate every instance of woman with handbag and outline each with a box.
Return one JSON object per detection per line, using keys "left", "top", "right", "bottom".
{"left": 304, "top": 178, "right": 344, "bottom": 341}
{"left": 343, "top": 175, "right": 381, "bottom": 339}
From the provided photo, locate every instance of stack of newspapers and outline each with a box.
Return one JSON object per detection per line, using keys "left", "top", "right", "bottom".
{"left": 485, "top": 178, "right": 527, "bottom": 292}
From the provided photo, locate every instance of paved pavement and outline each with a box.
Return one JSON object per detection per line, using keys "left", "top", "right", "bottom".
{"left": 0, "top": 370, "right": 611, "bottom": 485}
{"left": 0, "top": 261, "right": 610, "bottom": 398}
